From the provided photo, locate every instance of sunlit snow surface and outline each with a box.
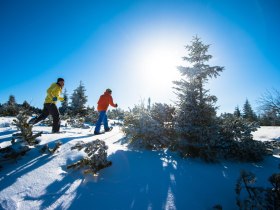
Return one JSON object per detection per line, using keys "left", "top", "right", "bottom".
{"left": 0, "top": 117, "right": 279, "bottom": 210}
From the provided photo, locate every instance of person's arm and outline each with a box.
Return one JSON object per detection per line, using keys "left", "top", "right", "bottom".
{"left": 109, "top": 95, "right": 118, "bottom": 107}
{"left": 58, "top": 96, "right": 64, "bottom": 101}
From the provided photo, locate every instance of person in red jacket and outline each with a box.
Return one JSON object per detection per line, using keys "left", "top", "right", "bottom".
{"left": 94, "top": 88, "right": 118, "bottom": 135}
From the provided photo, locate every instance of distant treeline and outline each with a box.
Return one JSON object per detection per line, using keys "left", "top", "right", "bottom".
{"left": 0, "top": 81, "right": 125, "bottom": 124}
{"left": 1, "top": 91, "right": 279, "bottom": 126}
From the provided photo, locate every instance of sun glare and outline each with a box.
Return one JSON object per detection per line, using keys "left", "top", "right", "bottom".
{"left": 128, "top": 30, "right": 187, "bottom": 104}
{"left": 138, "top": 45, "right": 182, "bottom": 87}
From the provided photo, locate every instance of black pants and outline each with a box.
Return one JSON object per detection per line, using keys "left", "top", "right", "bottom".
{"left": 34, "top": 103, "right": 60, "bottom": 133}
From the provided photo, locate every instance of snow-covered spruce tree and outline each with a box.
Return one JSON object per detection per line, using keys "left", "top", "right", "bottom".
{"left": 242, "top": 99, "right": 258, "bottom": 122}
{"left": 107, "top": 108, "right": 125, "bottom": 123}
{"left": 0, "top": 109, "right": 42, "bottom": 168}
{"left": 67, "top": 116, "right": 90, "bottom": 129}
{"left": 266, "top": 172, "right": 280, "bottom": 209}
{"left": 150, "top": 103, "right": 175, "bottom": 126}
{"left": 150, "top": 103, "right": 176, "bottom": 146}
{"left": 12, "top": 109, "right": 42, "bottom": 145}
{"left": 20, "top": 101, "right": 33, "bottom": 115}
{"left": 234, "top": 106, "right": 241, "bottom": 117}
{"left": 70, "top": 81, "right": 88, "bottom": 117}
{"left": 236, "top": 170, "right": 280, "bottom": 209}
{"left": 59, "top": 88, "right": 70, "bottom": 116}
{"left": 123, "top": 102, "right": 170, "bottom": 149}
{"left": 84, "top": 106, "right": 99, "bottom": 124}
{"left": 218, "top": 113, "right": 266, "bottom": 162}
{"left": 41, "top": 141, "right": 62, "bottom": 154}
{"left": 236, "top": 170, "right": 265, "bottom": 210}
{"left": 67, "top": 139, "right": 112, "bottom": 175}
{"left": 173, "top": 36, "right": 224, "bottom": 161}
{"left": 0, "top": 143, "right": 30, "bottom": 169}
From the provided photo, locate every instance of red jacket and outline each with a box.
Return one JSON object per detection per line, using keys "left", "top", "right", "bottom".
{"left": 97, "top": 92, "right": 117, "bottom": 111}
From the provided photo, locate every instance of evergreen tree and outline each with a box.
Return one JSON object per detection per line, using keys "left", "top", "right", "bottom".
{"left": 150, "top": 103, "right": 175, "bottom": 127}
{"left": 107, "top": 108, "right": 125, "bottom": 121}
{"left": 84, "top": 106, "right": 99, "bottom": 123}
{"left": 59, "top": 89, "right": 70, "bottom": 116}
{"left": 4, "top": 95, "right": 19, "bottom": 116}
{"left": 70, "top": 81, "right": 88, "bottom": 116}
{"left": 12, "top": 109, "right": 42, "bottom": 145}
{"left": 123, "top": 102, "right": 170, "bottom": 149}
{"left": 22, "top": 100, "right": 30, "bottom": 109}
{"left": 67, "top": 140, "right": 112, "bottom": 175}
{"left": 233, "top": 106, "right": 241, "bottom": 117}
{"left": 236, "top": 170, "right": 280, "bottom": 209}
{"left": 242, "top": 99, "right": 257, "bottom": 122}
{"left": 218, "top": 113, "right": 265, "bottom": 162}
{"left": 8, "top": 95, "right": 16, "bottom": 106}
{"left": 21, "top": 100, "right": 32, "bottom": 115}
{"left": 173, "top": 36, "right": 224, "bottom": 160}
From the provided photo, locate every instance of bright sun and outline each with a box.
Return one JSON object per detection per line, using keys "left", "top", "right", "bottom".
{"left": 138, "top": 45, "right": 182, "bottom": 87}
{"left": 128, "top": 31, "right": 187, "bottom": 103}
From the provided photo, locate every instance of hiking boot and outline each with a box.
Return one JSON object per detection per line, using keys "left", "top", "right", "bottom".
{"left": 52, "top": 130, "right": 64, "bottom": 134}
{"left": 94, "top": 131, "right": 104, "bottom": 135}
{"left": 105, "top": 127, "right": 113, "bottom": 132}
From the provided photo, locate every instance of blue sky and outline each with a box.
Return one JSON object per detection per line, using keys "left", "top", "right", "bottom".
{"left": 0, "top": 0, "right": 279, "bottom": 114}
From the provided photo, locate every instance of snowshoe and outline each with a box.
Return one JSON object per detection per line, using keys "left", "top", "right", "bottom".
{"left": 54, "top": 131, "right": 66, "bottom": 134}
{"left": 105, "top": 127, "right": 113, "bottom": 132}
{"left": 43, "top": 131, "right": 66, "bottom": 134}
{"left": 94, "top": 131, "right": 105, "bottom": 135}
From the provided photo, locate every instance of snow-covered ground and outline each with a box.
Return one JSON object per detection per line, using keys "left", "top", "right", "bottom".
{"left": 0, "top": 117, "right": 279, "bottom": 210}
{"left": 252, "top": 126, "right": 280, "bottom": 142}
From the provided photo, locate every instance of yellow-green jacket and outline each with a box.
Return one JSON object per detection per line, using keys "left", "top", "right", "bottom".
{"left": 44, "top": 83, "right": 64, "bottom": 104}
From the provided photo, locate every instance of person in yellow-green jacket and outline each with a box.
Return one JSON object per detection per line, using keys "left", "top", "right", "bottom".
{"left": 29, "top": 78, "right": 65, "bottom": 133}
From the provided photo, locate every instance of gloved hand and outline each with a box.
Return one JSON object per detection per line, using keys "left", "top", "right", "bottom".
{"left": 115, "top": 103, "right": 118, "bottom": 108}
{"left": 52, "top": 97, "right": 58, "bottom": 102}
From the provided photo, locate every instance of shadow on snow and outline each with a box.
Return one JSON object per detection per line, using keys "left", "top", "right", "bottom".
{"left": 66, "top": 150, "right": 179, "bottom": 210}
{"left": 1, "top": 132, "right": 280, "bottom": 210}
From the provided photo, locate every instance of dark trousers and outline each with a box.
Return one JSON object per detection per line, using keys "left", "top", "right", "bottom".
{"left": 94, "top": 111, "right": 109, "bottom": 133}
{"left": 34, "top": 103, "right": 60, "bottom": 133}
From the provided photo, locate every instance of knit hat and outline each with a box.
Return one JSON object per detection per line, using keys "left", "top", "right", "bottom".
{"left": 57, "top": 78, "right": 64, "bottom": 83}
{"left": 106, "top": 88, "right": 112, "bottom": 93}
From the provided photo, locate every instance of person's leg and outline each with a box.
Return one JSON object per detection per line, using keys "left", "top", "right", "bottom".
{"left": 103, "top": 112, "right": 110, "bottom": 131}
{"left": 29, "top": 104, "right": 49, "bottom": 124}
{"left": 94, "top": 111, "right": 106, "bottom": 133}
{"left": 48, "top": 104, "right": 60, "bottom": 133}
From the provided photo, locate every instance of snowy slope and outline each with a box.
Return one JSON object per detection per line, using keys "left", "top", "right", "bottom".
{"left": 0, "top": 118, "right": 279, "bottom": 210}
{"left": 252, "top": 126, "right": 280, "bottom": 142}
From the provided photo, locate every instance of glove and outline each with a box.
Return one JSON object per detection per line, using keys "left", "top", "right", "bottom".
{"left": 52, "top": 97, "right": 58, "bottom": 102}
{"left": 115, "top": 103, "right": 118, "bottom": 108}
